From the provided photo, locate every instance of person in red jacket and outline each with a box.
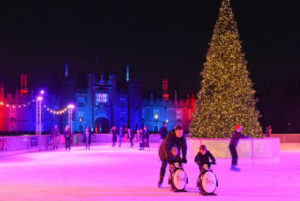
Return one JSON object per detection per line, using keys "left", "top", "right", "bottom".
{"left": 229, "top": 125, "right": 249, "bottom": 172}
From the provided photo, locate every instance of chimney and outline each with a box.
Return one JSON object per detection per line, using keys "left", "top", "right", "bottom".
{"left": 20, "top": 74, "right": 29, "bottom": 97}
{"left": 162, "top": 79, "right": 169, "bottom": 101}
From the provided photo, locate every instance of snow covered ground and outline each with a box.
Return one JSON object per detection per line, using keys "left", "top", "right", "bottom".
{"left": 0, "top": 143, "right": 300, "bottom": 201}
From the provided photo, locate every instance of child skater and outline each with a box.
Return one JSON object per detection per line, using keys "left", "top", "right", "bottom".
{"left": 168, "top": 146, "right": 184, "bottom": 191}
{"left": 194, "top": 145, "right": 216, "bottom": 172}
{"left": 195, "top": 145, "right": 217, "bottom": 195}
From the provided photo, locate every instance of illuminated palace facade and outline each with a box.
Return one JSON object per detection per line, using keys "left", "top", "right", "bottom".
{"left": 0, "top": 66, "right": 196, "bottom": 134}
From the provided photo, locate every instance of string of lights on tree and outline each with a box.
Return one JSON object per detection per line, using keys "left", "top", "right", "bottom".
{"left": 190, "top": 0, "right": 262, "bottom": 138}
{"left": 0, "top": 99, "right": 35, "bottom": 109}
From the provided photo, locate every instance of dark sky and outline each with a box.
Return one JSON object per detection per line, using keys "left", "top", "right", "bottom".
{"left": 0, "top": 0, "right": 299, "bottom": 96}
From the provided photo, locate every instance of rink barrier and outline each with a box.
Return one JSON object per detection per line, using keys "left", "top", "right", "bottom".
{"left": 0, "top": 134, "right": 280, "bottom": 160}
{"left": 271, "top": 134, "right": 300, "bottom": 143}
{"left": 0, "top": 134, "right": 162, "bottom": 152}
{"left": 186, "top": 138, "right": 280, "bottom": 159}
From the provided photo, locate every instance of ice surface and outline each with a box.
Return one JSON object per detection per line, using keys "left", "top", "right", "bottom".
{"left": 0, "top": 143, "right": 300, "bottom": 201}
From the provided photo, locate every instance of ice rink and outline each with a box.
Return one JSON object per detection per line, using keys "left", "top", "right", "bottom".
{"left": 0, "top": 143, "right": 300, "bottom": 201}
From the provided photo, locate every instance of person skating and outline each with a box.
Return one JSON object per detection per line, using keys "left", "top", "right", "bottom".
{"left": 265, "top": 125, "right": 272, "bottom": 137}
{"left": 63, "top": 125, "right": 72, "bottom": 150}
{"left": 127, "top": 128, "right": 135, "bottom": 147}
{"left": 138, "top": 129, "right": 145, "bottom": 150}
{"left": 110, "top": 126, "right": 118, "bottom": 147}
{"left": 195, "top": 145, "right": 216, "bottom": 173}
{"left": 82, "top": 126, "right": 93, "bottom": 150}
{"left": 119, "top": 126, "right": 124, "bottom": 147}
{"left": 168, "top": 146, "right": 184, "bottom": 191}
{"left": 229, "top": 125, "right": 249, "bottom": 171}
{"left": 51, "top": 125, "right": 60, "bottom": 149}
{"left": 195, "top": 145, "right": 218, "bottom": 196}
{"left": 159, "top": 122, "right": 168, "bottom": 140}
{"left": 158, "top": 125, "right": 187, "bottom": 188}
{"left": 143, "top": 126, "right": 150, "bottom": 147}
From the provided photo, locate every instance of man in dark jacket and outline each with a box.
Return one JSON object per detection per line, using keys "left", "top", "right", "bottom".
{"left": 143, "top": 126, "right": 150, "bottom": 147}
{"left": 159, "top": 122, "right": 168, "bottom": 139}
{"left": 83, "top": 126, "right": 93, "bottom": 150}
{"left": 158, "top": 125, "right": 187, "bottom": 188}
{"left": 118, "top": 126, "right": 124, "bottom": 147}
{"left": 63, "top": 125, "right": 72, "bottom": 150}
{"left": 110, "top": 126, "right": 118, "bottom": 147}
{"left": 229, "top": 125, "right": 249, "bottom": 172}
{"left": 51, "top": 125, "right": 60, "bottom": 149}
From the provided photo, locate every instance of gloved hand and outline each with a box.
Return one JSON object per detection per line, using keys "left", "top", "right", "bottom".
{"left": 211, "top": 161, "right": 216, "bottom": 165}
{"left": 181, "top": 158, "right": 187, "bottom": 164}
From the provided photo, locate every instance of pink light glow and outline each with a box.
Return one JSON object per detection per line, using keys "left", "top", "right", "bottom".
{"left": 40, "top": 90, "right": 45, "bottom": 95}
{"left": 37, "top": 96, "right": 43, "bottom": 101}
{"left": 67, "top": 104, "right": 75, "bottom": 109}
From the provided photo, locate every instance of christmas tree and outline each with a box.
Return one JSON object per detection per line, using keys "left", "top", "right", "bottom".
{"left": 190, "top": 0, "right": 263, "bottom": 138}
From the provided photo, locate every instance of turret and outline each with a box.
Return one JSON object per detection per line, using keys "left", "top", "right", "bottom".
{"left": 110, "top": 73, "right": 118, "bottom": 127}
{"left": 64, "top": 61, "right": 69, "bottom": 78}
{"left": 128, "top": 80, "right": 143, "bottom": 131}
{"left": 87, "top": 73, "right": 95, "bottom": 128}
{"left": 126, "top": 65, "right": 130, "bottom": 83}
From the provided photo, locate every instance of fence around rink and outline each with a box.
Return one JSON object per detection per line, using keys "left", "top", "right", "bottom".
{"left": 0, "top": 133, "right": 287, "bottom": 160}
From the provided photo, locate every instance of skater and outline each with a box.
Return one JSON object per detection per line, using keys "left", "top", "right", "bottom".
{"left": 169, "top": 146, "right": 182, "bottom": 168}
{"left": 229, "top": 125, "right": 249, "bottom": 171}
{"left": 119, "top": 126, "right": 124, "bottom": 147}
{"left": 195, "top": 145, "right": 216, "bottom": 173}
{"left": 138, "top": 129, "right": 145, "bottom": 150}
{"left": 158, "top": 125, "right": 187, "bottom": 188}
{"left": 110, "top": 126, "right": 118, "bottom": 147}
{"left": 63, "top": 125, "right": 72, "bottom": 150}
{"left": 82, "top": 126, "right": 93, "bottom": 150}
{"left": 159, "top": 122, "right": 168, "bottom": 139}
{"left": 143, "top": 126, "right": 150, "bottom": 147}
{"left": 168, "top": 146, "right": 188, "bottom": 192}
{"left": 265, "top": 125, "right": 272, "bottom": 137}
{"left": 51, "top": 125, "right": 60, "bottom": 149}
{"left": 127, "top": 128, "right": 134, "bottom": 147}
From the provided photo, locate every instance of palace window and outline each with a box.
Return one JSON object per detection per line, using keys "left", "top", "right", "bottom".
{"left": 96, "top": 93, "right": 108, "bottom": 104}
{"left": 78, "top": 96, "right": 85, "bottom": 105}
{"left": 78, "top": 111, "right": 84, "bottom": 118}
{"left": 120, "top": 112, "right": 126, "bottom": 121}
{"left": 176, "top": 110, "right": 182, "bottom": 121}
{"left": 120, "top": 97, "right": 126, "bottom": 106}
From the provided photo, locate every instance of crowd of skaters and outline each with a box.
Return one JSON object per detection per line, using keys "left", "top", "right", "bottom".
{"left": 110, "top": 123, "right": 168, "bottom": 150}
{"left": 47, "top": 121, "right": 268, "bottom": 194}
{"left": 48, "top": 122, "right": 169, "bottom": 151}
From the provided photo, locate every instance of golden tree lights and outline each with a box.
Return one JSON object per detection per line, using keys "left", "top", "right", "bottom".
{"left": 190, "top": 0, "right": 263, "bottom": 138}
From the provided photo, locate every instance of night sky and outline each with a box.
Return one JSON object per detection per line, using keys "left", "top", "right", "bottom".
{"left": 0, "top": 0, "right": 299, "bottom": 96}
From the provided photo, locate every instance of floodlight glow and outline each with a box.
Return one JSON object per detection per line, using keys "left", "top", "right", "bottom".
{"left": 67, "top": 104, "right": 75, "bottom": 109}
{"left": 40, "top": 90, "right": 45, "bottom": 95}
{"left": 37, "top": 96, "right": 43, "bottom": 101}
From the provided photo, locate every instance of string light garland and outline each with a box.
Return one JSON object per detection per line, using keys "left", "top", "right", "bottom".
{"left": 43, "top": 104, "right": 69, "bottom": 115}
{"left": 0, "top": 99, "right": 35, "bottom": 109}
